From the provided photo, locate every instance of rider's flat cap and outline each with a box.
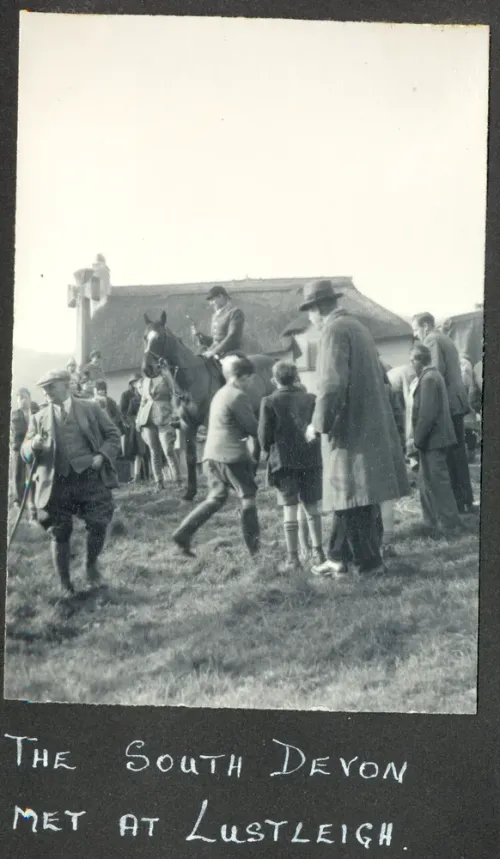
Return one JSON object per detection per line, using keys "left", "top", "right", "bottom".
{"left": 35, "top": 369, "right": 71, "bottom": 388}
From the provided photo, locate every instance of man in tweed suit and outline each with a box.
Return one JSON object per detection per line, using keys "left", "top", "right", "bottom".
{"left": 21, "top": 370, "right": 121, "bottom": 594}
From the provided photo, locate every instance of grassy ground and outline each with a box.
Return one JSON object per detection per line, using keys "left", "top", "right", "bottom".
{"left": 4, "top": 465, "right": 480, "bottom": 713}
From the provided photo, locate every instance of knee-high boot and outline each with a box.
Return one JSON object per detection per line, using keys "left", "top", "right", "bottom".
{"left": 173, "top": 499, "right": 222, "bottom": 553}
{"left": 50, "top": 541, "right": 74, "bottom": 593}
{"left": 86, "top": 525, "right": 107, "bottom": 583}
{"left": 241, "top": 505, "right": 260, "bottom": 556}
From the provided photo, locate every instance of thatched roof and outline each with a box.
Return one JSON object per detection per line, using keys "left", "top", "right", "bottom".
{"left": 281, "top": 283, "right": 412, "bottom": 342}
{"left": 88, "top": 277, "right": 412, "bottom": 373}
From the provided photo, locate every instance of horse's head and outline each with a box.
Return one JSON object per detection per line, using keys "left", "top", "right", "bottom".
{"left": 142, "top": 310, "right": 172, "bottom": 377}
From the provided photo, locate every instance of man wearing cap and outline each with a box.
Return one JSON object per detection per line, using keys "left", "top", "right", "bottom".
{"left": 191, "top": 286, "right": 245, "bottom": 361}
{"left": 411, "top": 312, "right": 474, "bottom": 513}
{"left": 21, "top": 369, "right": 121, "bottom": 594}
{"left": 301, "top": 279, "right": 409, "bottom": 577}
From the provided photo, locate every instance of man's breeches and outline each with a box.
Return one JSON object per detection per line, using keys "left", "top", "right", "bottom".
{"left": 38, "top": 470, "right": 114, "bottom": 542}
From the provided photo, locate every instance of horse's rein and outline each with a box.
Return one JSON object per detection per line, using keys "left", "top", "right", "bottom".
{"left": 146, "top": 347, "right": 187, "bottom": 402}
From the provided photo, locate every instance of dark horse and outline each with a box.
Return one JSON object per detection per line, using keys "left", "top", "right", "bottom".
{"left": 142, "top": 311, "right": 275, "bottom": 501}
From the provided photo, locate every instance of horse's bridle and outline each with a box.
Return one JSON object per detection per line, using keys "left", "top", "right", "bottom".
{"left": 145, "top": 346, "right": 188, "bottom": 402}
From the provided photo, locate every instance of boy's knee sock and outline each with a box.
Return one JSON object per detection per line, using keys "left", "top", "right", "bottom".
{"left": 283, "top": 505, "right": 299, "bottom": 558}
{"left": 297, "top": 505, "right": 311, "bottom": 552}
{"left": 304, "top": 505, "right": 323, "bottom": 549}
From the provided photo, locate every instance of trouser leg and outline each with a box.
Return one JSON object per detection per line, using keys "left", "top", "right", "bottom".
{"left": 447, "top": 415, "right": 473, "bottom": 510}
{"left": 344, "top": 505, "right": 383, "bottom": 572}
{"left": 328, "top": 511, "right": 350, "bottom": 566}
{"left": 159, "top": 427, "right": 182, "bottom": 483}
{"left": 419, "top": 451, "right": 438, "bottom": 528}
{"left": 12, "top": 452, "right": 25, "bottom": 505}
{"left": 427, "top": 448, "right": 462, "bottom": 531}
{"left": 141, "top": 426, "right": 164, "bottom": 486}
{"left": 240, "top": 499, "right": 260, "bottom": 556}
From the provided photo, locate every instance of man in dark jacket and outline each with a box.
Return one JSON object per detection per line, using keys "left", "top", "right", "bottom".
{"left": 172, "top": 354, "right": 260, "bottom": 558}
{"left": 258, "top": 360, "right": 325, "bottom": 571}
{"left": 22, "top": 370, "right": 121, "bottom": 594}
{"left": 408, "top": 344, "right": 463, "bottom": 535}
{"left": 412, "top": 312, "right": 474, "bottom": 513}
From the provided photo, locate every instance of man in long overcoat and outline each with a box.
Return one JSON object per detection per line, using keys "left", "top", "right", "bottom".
{"left": 301, "top": 279, "right": 409, "bottom": 577}
{"left": 21, "top": 370, "right": 121, "bottom": 594}
{"left": 412, "top": 312, "right": 474, "bottom": 513}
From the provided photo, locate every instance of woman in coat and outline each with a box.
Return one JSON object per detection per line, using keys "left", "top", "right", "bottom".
{"left": 136, "top": 372, "right": 182, "bottom": 490}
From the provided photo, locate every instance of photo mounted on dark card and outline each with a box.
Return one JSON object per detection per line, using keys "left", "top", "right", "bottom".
{"left": 1, "top": 3, "right": 499, "bottom": 858}
{"left": 4, "top": 12, "right": 488, "bottom": 714}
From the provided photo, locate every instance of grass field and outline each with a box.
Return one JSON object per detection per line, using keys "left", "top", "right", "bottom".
{"left": 4, "top": 464, "right": 480, "bottom": 713}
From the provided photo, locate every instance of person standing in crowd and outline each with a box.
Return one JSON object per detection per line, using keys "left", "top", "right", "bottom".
{"left": 21, "top": 370, "right": 121, "bottom": 594}
{"left": 386, "top": 361, "right": 417, "bottom": 454}
{"left": 120, "top": 374, "right": 150, "bottom": 481}
{"left": 66, "top": 357, "right": 81, "bottom": 390}
{"left": 136, "top": 371, "right": 182, "bottom": 490}
{"left": 78, "top": 372, "right": 95, "bottom": 399}
{"left": 298, "top": 278, "right": 409, "bottom": 578}
{"left": 10, "top": 387, "right": 39, "bottom": 521}
{"left": 258, "top": 360, "right": 325, "bottom": 572}
{"left": 82, "top": 349, "right": 105, "bottom": 382}
{"left": 92, "top": 379, "right": 125, "bottom": 434}
{"left": 172, "top": 354, "right": 260, "bottom": 558}
{"left": 191, "top": 285, "right": 245, "bottom": 361}
{"left": 459, "top": 352, "right": 481, "bottom": 463}
{"left": 380, "top": 360, "right": 407, "bottom": 557}
{"left": 407, "top": 344, "right": 463, "bottom": 536}
{"left": 411, "top": 312, "right": 474, "bottom": 514}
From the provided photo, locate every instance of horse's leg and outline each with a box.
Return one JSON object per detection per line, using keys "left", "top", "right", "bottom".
{"left": 183, "top": 427, "right": 198, "bottom": 501}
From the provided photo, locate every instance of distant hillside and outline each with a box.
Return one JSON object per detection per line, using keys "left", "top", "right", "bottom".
{"left": 10, "top": 347, "right": 71, "bottom": 402}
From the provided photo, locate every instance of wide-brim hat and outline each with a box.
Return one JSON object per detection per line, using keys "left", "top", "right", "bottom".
{"left": 36, "top": 369, "right": 71, "bottom": 388}
{"left": 206, "top": 285, "right": 228, "bottom": 301}
{"left": 299, "top": 278, "right": 343, "bottom": 311}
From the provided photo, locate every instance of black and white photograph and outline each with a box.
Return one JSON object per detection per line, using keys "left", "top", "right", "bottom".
{"left": 4, "top": 13, "right": 488, "bottom": 713}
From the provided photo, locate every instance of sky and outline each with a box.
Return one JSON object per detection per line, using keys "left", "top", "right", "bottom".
{"left": 13, "top": 14, "right": 490, "bottom": 354}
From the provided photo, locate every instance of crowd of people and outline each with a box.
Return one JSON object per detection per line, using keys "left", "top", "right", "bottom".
{"left": 9, "top": 278, "right": 482, "bottom": 594}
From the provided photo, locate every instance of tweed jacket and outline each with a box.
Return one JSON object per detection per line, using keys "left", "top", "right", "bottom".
{"left": 136, "top": 375, "right": 175, "bottom": 429}
{"left": 422, "top": 330, "right": 469, "bottom": 417}
{"left": 203, "top": 382, "right": 258, "bottom": 463}
{"left": 21, "top": 396, "right": 121, "bottom": 509}
{"left": 258, "top": 386, "right": 322, "bottom": 475}
{"left": 410, "top": 366, "right": 457, "bottom": 452}
{"left": 312, "top": 308, "right": 409, "bottom": 511}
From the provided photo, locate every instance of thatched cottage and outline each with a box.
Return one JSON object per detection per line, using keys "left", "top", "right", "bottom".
{"left": 71, "top": 270, "right": 413, "bottom": 401}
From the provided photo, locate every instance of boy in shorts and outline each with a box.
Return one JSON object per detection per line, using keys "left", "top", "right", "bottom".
{"left": 258, "top": 361, "right": 325, "bottom": 571}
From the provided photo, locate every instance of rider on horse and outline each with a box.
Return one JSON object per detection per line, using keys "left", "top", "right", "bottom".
{"left": 190, "top": 285, "right": 245, "bottom": 380}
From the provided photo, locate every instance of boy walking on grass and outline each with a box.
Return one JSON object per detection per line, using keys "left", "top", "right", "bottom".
{"left": 258, "top": 361, "right": 325, "bottom": 572}
{"left": 172, "top": 354, "right": 260, "bottom": 557}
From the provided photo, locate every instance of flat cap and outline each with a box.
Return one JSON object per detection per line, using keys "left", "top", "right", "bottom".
{"left": 35, "top": 369, "right": 71, "bottom": 388}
